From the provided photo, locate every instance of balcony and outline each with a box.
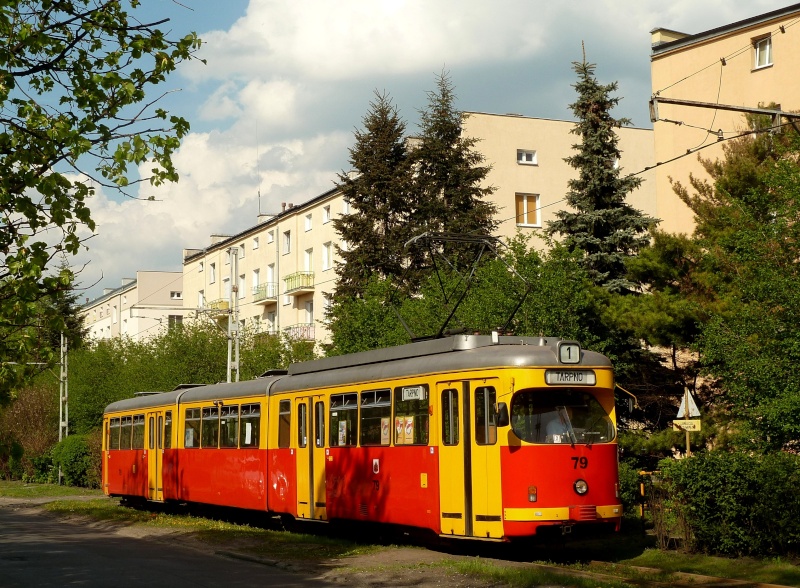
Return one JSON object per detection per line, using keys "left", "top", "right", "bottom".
{"left": 252, "top": 282, "right": 278, "bottom": 305}
{"left": 206, "top": 298, "right": 230, "bottom": 319}
{"left": 284, "top": 323, "right": 315, "bottom": 341}
{"left": 284, "top": 271, "right": 314, "bottom": 295}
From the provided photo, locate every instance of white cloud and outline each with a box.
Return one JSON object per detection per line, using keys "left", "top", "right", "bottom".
{"left": 75, "top": 0, "right": 794, "bottom": 300}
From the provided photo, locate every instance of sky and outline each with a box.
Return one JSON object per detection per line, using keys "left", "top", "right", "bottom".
{"left": 73, "top": 0, "right": 794, "bottom": 301}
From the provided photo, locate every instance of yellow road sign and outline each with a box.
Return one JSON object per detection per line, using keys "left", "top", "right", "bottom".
{"left": 673, "top": 419, "right": 701, "bottom": 432}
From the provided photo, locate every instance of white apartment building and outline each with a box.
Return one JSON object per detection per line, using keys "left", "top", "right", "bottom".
{"left": 81, "top": 271, "right": 186, "bottom": 341}
{"left": 180, "top": 113, "right": 656, "bottom": 348}
{"left": 182, "top": 187, "right": 344, "bottom": 346}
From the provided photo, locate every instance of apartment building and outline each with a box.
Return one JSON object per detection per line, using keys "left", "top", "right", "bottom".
{"left": 180, "top": 113, "right": 655, "bottom": 348}
{"left": 181, "top": 188, "right": 344, "bottom": 346}
{"left": 81, "top": 271, "right": 186, "bottom": 341}
{"left": 650, "top": 3, "right": 800, "bottom": 234}
{"left": 462, "top": 112, "right": 657, "bottom": 248}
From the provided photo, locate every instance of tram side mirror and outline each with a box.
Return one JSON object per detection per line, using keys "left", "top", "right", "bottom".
{"left": 496, "top": 402, "right": 509, "bottom": 427}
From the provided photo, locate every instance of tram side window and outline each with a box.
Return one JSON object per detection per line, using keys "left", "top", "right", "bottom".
{"left": 164, "top": 411, "right": 172, "bottom": 449}
{"left": 109, "top": 418, "right": 121, "bottom": 450}
{"left": 220, "top": 405, "right": 239, "bottom": 448}
{"left": 278, "top": 400, "right": 291, "bottom": 448}
{"left": 329, "top": 393, "right": 358, "bottom": 447}
{"left": 185, "top": 408, "right": 201, "bottom": 448}
{"left": 315, "top": 401, "right": 325, "bottom": 448}
{"left": 360, "top": 389, "right": 391, "bottom": 446}
{"left": 442, "top": 389, "right": 459, "bottom": 446}
{"left": 475, "top": 387, "right": 497, "bottom": 446}
{"left": 394, "top": 384, "right": 429, "bottom": 445}
{"left": 132, "top": 414, "right": 145, "bottom": 449}
{"left": 240, "top": 403, "right": 261, "bottom": 448}
{"left": 202, "top": 406, "right": 220, "bottom": 448}
{"left": 120, "top": 416, "right": 133, "bottom": 449}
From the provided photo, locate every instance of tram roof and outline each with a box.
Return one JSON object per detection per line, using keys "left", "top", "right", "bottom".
{"left": 103, "top": 335, "right": 612, "bottom": 414}
{"left": 272, "top": 334, "right": 611, "bottom": 393}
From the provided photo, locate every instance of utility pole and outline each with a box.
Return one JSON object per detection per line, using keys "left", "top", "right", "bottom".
{"left": 227, "top": 247, "right": 240, "bottom": 383}
{"left": 58, "top": 333, "right": 68, "bottom": 484}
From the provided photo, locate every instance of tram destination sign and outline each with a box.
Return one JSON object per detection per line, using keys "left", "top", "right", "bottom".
{"left": 545, "top": 370, "right": 596, "bottom": 386}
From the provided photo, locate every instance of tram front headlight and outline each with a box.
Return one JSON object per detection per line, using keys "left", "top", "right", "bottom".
{"left": 574, "top": 479, "right": 589, "bottom": 496}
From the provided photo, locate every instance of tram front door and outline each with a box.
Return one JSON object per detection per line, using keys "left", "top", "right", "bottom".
{"left": 437, "top": 380, "right": 503, "bottom": 539}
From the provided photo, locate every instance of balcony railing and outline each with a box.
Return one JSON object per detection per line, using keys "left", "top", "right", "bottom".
{"left": 252, "top": 282, "right": 278, "bottom": 304}
{"left": 284, "top": 323, "right": 315, "bottom": 341}
{"left": 284, "top": 271, "right": 314, "bottom": 295}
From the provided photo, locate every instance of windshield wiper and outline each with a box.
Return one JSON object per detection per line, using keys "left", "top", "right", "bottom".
{"left": 556, "top": 405, "right": 577, "bottom": 448}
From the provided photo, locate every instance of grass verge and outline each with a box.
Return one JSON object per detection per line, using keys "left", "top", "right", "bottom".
{"left": 0, "top": 480, "right": 103, "bottom": 499}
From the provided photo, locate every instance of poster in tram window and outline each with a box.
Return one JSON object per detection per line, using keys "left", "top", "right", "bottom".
{"left": 381, "top": 417, "right": 390, "bottom": 445}
{"left": 338, "top": 420, "right": 347, "bottom": 446}
{"left": 395, "top": 416, "right": 405, "bottom": 445}
{"left": 404, "top": 416, "right": 414, "bottom": 444}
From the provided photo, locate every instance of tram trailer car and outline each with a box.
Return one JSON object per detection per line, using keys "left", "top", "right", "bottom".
{"left": 102, "top": 334, "right": 622, "bottom": 540}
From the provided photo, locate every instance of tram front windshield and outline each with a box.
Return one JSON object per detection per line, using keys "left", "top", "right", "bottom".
{"left": 510, "top": 389, "right": 615, "bottom": 445}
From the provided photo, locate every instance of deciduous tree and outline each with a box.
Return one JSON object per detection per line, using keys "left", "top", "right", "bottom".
{"left": 0, "top": 1, "right": 200, "bottom": 401}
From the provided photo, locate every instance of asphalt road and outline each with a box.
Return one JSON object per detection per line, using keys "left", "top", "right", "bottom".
{"left": 0, "top": 506, "right": 330, "bottom": 588}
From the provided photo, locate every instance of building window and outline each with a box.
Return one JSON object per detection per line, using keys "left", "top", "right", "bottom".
{"left": 252, "top": 268, "right": 260, "bottom": 288}
{"left": 252, "top": 236, "right": 259, "bottom": 250}
{"left": 168, "top": 315, "right": 183, "bottom": 329}
{"left": 305, "top": 213, "right": 312, "bottom": 231}
{"left": 754, "top": 35, "right": 772, "bottom": 69}
{"left": 267, "top": 230, "right": 274, "bottom": 244}
{"left": 209, "top": 263, "right": 216, "bottom": 284}
{"left": 323, "top": 205, "right": 331, "bottom": 223}
{"left": 238, "top": 274, "right": 246, "bottom": 299}
{"left": 170, "top": 291, "right": 182, "bottom": 300}
{"left": 342, "top": 198, "right": 350, "bottom": 215}
{"left": 198, "top": 261, "right": 204, "bottom": 273}
{"left": 515, "top": 193, "right": 539, "bottom": 227}
{"left": 283, "top": 230, "right": 291, "bottom": 254}
{"left": 198, "top": 290, "right": 205, "bottom": 307}
{"left": 225, "top": 249, "right": 231, "bottom": 265}
{"left": 304, "top": 248, "right": 313, "bottom": 272}
{"left": 239, "top": 243, "right": 245, "bottom": 259}
{"left": 322, "top": 242, "right": 332, "bottom": 271}
{"left": 223, "top": 277, "right": 231, "bottom": 300}
{"left": 517, "top": 149, "right": 537, "bottom": 165}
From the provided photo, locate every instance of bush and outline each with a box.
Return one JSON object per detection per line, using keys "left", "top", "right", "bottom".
{"left": 656, "top": 451, "right": 800, "bottom": 556}
{"left": 51, "top": 434, "right": 99, "bottom": 488}
{"left": 618, "top": 460, "right": 642, "bottom": 516}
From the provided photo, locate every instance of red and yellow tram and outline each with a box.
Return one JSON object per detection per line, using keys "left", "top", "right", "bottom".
{"left": 102, "top": 334, "right": 622, "bottom": 540}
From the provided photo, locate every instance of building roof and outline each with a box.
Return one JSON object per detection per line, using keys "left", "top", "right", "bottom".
{"left": 182, "top": 185, "right": 340, "bottom": 264}
{"left": 651, "top": 3, "right": 800, "bottom": 56}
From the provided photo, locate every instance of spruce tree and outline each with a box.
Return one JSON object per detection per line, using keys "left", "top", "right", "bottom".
{"left": 333, "top": 91, "right": 415, "bottom": 299}
{"left": 411, "top": 71, "right": 497, "bottom": 269}
{"left": 547, "top": 55, "right": 657, "bottom": 292}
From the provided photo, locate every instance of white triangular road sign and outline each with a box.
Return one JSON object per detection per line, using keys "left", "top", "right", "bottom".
{"left": 677, "top": 391, "right": 701, "bottom": 418}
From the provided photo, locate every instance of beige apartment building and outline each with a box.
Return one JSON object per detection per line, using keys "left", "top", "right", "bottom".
{"left": 181, "top": 188, "right": 344, "bottom": 346}
{"left": 650, "top": 3, "right": 800, "bottom": 234}
{"left": 181, "top": 113, "right": 655, "bottom": 348}
{"left": 462, "top": 112, "right": 656, "bottom": 249}
{"left": 81, "top": 271, "right": 186, "bottom": 341}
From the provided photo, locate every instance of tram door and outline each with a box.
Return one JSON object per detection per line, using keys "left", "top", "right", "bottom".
{"left": 295, "top": 396, "right": 327, "bottom": 520}
{"left": 437, "top": 380, "right": 503, "bottom": 539}
{"left": 146, "top": 410, "right": 165, "bottom": 501}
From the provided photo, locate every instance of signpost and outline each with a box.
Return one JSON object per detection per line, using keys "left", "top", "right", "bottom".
{"left": 674, "top": 388, "right": 700, "bottom": 456}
